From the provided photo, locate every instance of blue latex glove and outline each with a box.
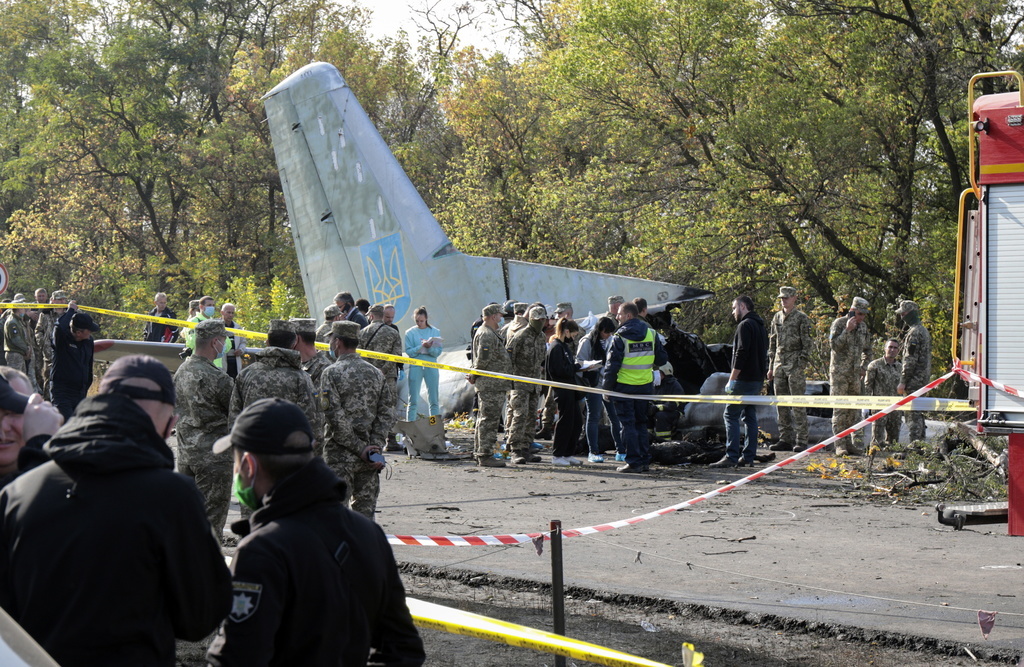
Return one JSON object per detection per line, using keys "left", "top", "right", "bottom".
{"left": 398, "top": 369, "right": 405, "bottom": 381}
{"left": 725, "top": 380, "right": 737, "bottom": 394}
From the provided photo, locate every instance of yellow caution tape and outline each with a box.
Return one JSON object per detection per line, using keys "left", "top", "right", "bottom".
{"left": 406, "top": 598, "right": 698, "bottom": 667}
{"left": 11, "top": 303, "right": 968, "bottom": 411}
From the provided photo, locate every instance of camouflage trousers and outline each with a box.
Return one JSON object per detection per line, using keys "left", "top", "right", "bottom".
{"left": 903, "top": 375, "right": 928, "bottom": 442}
{"left": 474, "top": 389, "right": 505, "bottom": 460}
{"left": 324, "top": 446, "right": 380, "bottom": 520}
{"left": 5, "top": 352, "right": 26, "bottom": 374}
{"left": 178, "top": 451, "right": 234, "bottom": 538}
{"left": 871, "top": 412, "right": 901, "bottom": 448}
{"left": 831, "top": 372, "right": 864, "bottom": 451}
{"left": 40, "top": 357, "right": 53, "bottom": 401}
{"left": 540, "top": 387, "right": 557, "bottom": 430}
{"left": 507, "top": 388, "right": 540, "bottom": 457}
{"left": 773, "top": 365, "right": 807, "bottom": 448}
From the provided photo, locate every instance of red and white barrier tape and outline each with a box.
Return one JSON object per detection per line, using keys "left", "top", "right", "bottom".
{"left": 385, "top": 372, "right": 956, "bottom": 547}
{"left": 954, "top": 364, "right": 1021, "bottom": 397}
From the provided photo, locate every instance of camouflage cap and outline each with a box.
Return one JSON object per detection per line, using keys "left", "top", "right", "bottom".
{"left": 10, "top": 294, "right": 25, "bottom": 304}
{"left": 608, "top": 295, "right": 625, "bottom": 305}
{"left": 777, "top": 286, "right": 797, "bottom": 299}
{"left": 894, "top": 299, "right": 918, "bottom": 316}
{"left": 554, "top": 301, "right": 573, "bottom": 314}
{"left": 323, "top": 304, "right": 341, "bottom": 319}
{"left": 189, "top": 299, "right": 200, "bottom": 311}
{"left": 267, "top": 319, "right": 294, "bottom": 334}
{"left": 51, "top": 290, "right": 69, "bottom": 300}
{"left": 513, "top": 302, "right": 529, "bottom": 315}
{"left": 368, "top": 304, "right": 385, "bottom": 317}
{"left": 195, "top": 318, "right": 227, "bottom": 340}
{"left": 528, "top": 306, "right": 548, "bottom": 320}
{"left": 850, "top": 296, "right": 870, "bottom": 312}
{"left": 330, "top": 320, "right": 361, "bottom": 340}
{"left": 482, "top": 303, "right": 503, "bottom": 318}
{"left": 289, "top": 318, "right": 316, "bottom": 334}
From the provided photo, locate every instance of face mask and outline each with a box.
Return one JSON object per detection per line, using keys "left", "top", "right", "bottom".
{"left": 233, "top": 472, "right": 260, "bottom": 510}
{"left": 204, "top": 306, "right": 215, "bottom": 317}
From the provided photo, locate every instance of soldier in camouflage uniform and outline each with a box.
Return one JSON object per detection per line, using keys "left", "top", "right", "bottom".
{"left": 471, "top": 303, "right": 514, "bottom": 466}
{"left": 291, "top": 318, "right": 331, "bottom": 387}
{"left": 499, "top": 302, "right": 530, "bottom": 343}
{"left": 505, "top": 306, "right": 548, "bottom": 464}
{"left": 229, "top": 319, "right": 323, "bottom": 440}
{"left": 173, "top": 318, "right": 234, "bottom": 536}
{"left": 895, "top": 300, "right": 932, "bottom": 442}
{"left": 359, "top": 304, "right": 403, "bottom": 449}
{"left": 316, "top": 304, "right": 342, "bottom": 343}
{"left": 4, "top": 296, "right": 31, "bottom": 375}
{"left": 319, "top": 321, "right": 391, "bottom": 519}
{"left": 865, "top": 339, "right": 902, "bottom": 448}
{"left": 35, "top": 290, "right": 67, "bottom": 400}
{"left": 829, "top": 297, "right": 873, "bottom": 456}
{"left": 767, "top": 287, "right": 814, "bottom": 452}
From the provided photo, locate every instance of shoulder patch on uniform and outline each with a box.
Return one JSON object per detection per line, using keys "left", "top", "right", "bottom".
{"left": 229, "top": 581, "right": 262, "bottom": 622}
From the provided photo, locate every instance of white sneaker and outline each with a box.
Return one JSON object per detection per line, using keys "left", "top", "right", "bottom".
{"left": 551, "top": 456, "right": 572, "bottom": 466}
{"left": 567, "top": 457, "right": 582, "bottom": 466}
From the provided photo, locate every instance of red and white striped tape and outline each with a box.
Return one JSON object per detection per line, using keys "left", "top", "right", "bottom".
{"left": 954, "top": 364, "right": 1022, "bottom": 397}
{"left": 385, "top": 372, "right": 956, "bottom": 547}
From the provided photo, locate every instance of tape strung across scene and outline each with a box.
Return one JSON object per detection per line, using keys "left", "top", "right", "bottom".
{"left": 385, "top": 372, "right": 957, "bottom": 547}
{"left": 7, "top": 302, "right": 969, "bottom": 412}
{"left": 407, "top": 598, "right": 696, "bottom": 667}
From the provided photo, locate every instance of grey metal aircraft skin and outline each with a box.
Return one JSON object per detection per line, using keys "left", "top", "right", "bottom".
{"left": 261, "top": 62, "right": 712, "bottom": 415}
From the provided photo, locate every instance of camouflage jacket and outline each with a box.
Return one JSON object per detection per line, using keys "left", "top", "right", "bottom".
{"left": 229, "top": 347, "right": 323, "bottom": 437}
{"left": 3, "top": 314, "right": 29, "bottom": 357}
{"left": 302, "top": 351, "right": 332, "bottom": 387}
{"left": 472, "top": 325, "right": 513, "bottom": 393}
{"left": 36, "top": 309, "right": 59, "bottom": 360}
{"left": 768, "top": 308, "right": 813, "bottom": 372}
{"left": 315, "top": 321, "right": 333, "bottom": 344}
{"left": 901, "top": 323, "right": 931, "bottom": 386}
{"left": 173, "top": 355, "right": 233, "bottom": 457}
{"left": 865, "top": 357, "right": 901, "bottom": 397}
{"left": 358, "top": 321, "right": 403, "bottom": 381}
{"left": 319, "top": 353, "right": 391, "bottom": 457}
{"left": 506, "top": 325, "right": 545, "bottom": 393}
{"left": 828, "top": 315, "right": 872, "bottom": 377}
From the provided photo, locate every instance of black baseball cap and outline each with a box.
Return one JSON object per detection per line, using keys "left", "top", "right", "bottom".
{"left": 71, "top": 311, "right": 99, "bottom": 332}
{"left": 213, "top": 398, "right": 315, "bottom": 455}
{"left": 98, "top": 355, "right": 176, "bottom": 405}
{"left": 0, "top": 375, "right": 28, "bottom": 414}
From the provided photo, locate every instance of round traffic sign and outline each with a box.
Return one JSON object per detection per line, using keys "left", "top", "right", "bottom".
{"left": 0, "top": 263, "right": 8, "bottom": 296}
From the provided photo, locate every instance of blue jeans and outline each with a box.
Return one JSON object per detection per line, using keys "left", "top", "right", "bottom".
{"left": 583, "top": 391, "right": 604, "bottom": 455}
{"left": 724, "top": 380, "right": 763, "bottom": 463}
{"left": 612, "top": 382, "right": 653, "bottom": 468}
{"left": 603, "top": 398, "right": 623, "bottom": 453}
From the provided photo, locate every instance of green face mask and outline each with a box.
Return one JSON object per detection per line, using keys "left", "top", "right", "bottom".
{"left": 233, "top": 472, "right": 260, "bottom": 510}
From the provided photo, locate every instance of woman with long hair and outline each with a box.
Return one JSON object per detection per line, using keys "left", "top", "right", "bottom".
{"left": 546, "top": 318, "right": 583, "bottom": 465}
{"left": 577, "top": 316, "right": 617, "bottom": 462}
{"left": 404, "top": 306, "right": 443, "bottom": 420}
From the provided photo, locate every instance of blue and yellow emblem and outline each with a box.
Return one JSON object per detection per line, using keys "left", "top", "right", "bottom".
{"left": 361, "top": 233, "right": 410, "bottom": 321}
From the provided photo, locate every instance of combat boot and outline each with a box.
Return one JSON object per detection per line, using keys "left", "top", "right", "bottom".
{"left": 769, "top": 441, "right": 793, "bottom": 451}
{"left": 477, "top": 457, "right": 506, "bottom": 468}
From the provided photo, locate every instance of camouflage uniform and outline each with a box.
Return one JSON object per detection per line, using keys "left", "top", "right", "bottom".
{"left": 472, "top": 322, "right": 513, "bottom": 461}
{"left": 302, "top": 351, "right": 332, "bottom": 388}
{"left": 319, "top": 353, "right": 391, "bottom": 519}
{"left": 829, "top": 307, "right": 872, "bottom": 454}
{"left": 34, "top": 309, "right": 58, "bottom": 398}
{"left": 229, "top": 347, "right": 323, "bottom": 441}
{"left": 901, "top": 320, "right": 932, "bottom": 442}
{"left": 173, "top": 353, "right": 234, "bottom": 536}
{"left": 316, "top": 305, "right": 342, "bottom": 343}
{"left": 865, "top": 356, "right": 901, "bottom": 447}
{"left": 359, "top": 320, "right": 403, "bottom": 423}
{"left": 768, "top": 303, "right": 813, "bottom": 448}
{"left": 4, "top": 312, "right": 31, "bottom": 374}
{"left": 505, "top": 313, "right": 546, "bottom": 459}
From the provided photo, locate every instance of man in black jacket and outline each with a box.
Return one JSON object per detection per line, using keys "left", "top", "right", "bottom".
{"left": 0, "top": 354, "right": 232, "bottom": 666}
{"left": 711, "top": 295, "right": 770, "bottom": 468}
{"left": 49, "top": 300, "right": 98, "bottom": 421}
{"left": 143, "top": 291, "right": 178, "bottom": 342}
{"left": 207, "top": 398, "right": 425, "bottom": 667}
